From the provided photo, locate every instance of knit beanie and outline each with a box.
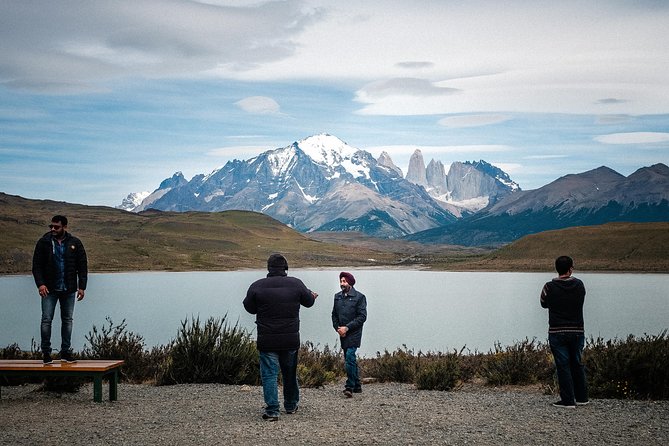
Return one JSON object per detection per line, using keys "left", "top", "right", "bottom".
{"left": 339, "top": 271, "right": 355, "bottom": 286}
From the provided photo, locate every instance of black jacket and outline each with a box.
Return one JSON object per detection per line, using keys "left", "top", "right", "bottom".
{"left": 32, "top": 232, "right": 88, "bottom": 293}
{"left": 540, "top": 276, "right": 586, "bottom": 333}
{"left": 331, "top": 288, "right": 367, "bottom": 349}
{"left": 243, "top": 270, "right": 316, "bottom": 352}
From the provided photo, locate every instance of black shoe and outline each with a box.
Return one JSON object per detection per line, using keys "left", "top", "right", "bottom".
{"left": 552, "top": 400, "right": 576, "bottom": 409}
{"left": 262, "top": 413, "right": 279, "bottom": 421}
{"left": 60, "top": 351, "right": 77, "bottom": 363}
{"left": 353, "top": 387, "right": 362, "bottom": 393}
{"left": 343, "top": 389, "right": 353, "bottom": 398}
{"left": 286, "top": 406, "right": 299, "bottom": 414}
{"left": 42, "top": 353, "right": 53, "bottom": 365}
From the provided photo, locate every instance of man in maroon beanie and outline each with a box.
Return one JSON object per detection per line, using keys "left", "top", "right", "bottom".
{"left": 331, "top": 271, "right": 367, "bottom": 398}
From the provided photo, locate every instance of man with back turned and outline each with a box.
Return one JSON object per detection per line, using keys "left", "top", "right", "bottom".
{"left": 243, "top": 253, "right": 318, "bottom": 421}
{"left": 541, "top": 255, "right": 589, "bottom": 408}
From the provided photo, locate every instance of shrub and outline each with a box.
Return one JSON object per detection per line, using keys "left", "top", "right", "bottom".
{"left": 157, "top": 315, "right": 258, "bottom": 385}
{"left": 585, "top": 331, "right": 669, "bottom": 400}
{"left": 415, "top": 351, "right": 462, "bottom": 391}
{"left": 482, "top": 338, "right": 553, "bottom": 386}
{"left": 82, "top": 317, "right": 154, "bottom": 383}
{"left": 362, "top": 346, "right": 418, "bottom": 383}
{"left": 297, "top": 342, "right": 343, "bottom": 387}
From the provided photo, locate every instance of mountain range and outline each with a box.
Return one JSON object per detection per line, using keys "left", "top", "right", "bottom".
{"left": 121, "top": 134, "right": 516, "bottom": 238}
{"left": 408, "top": 163, "right": 669, "bottom": 246}
{"left": 120, "top": 133, "right": 669, "bottom": 246}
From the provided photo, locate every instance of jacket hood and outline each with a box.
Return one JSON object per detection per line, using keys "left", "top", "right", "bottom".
{"left": 551, "top": 277, "right": 581, "bottom": 291}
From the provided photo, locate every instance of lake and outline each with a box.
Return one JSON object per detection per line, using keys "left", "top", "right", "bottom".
{"left": 1, "top": 270, "right": 667, "bottom": 357}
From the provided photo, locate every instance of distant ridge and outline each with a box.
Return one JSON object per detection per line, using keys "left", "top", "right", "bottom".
{"left": 408, "top": 163, "right": 669, "bottom": 246}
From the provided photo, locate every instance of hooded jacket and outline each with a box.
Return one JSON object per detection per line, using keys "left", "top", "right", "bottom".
{"left": 332, "top": 287, "right": 367, "bottom": 349}
{"left": 243, "top": 268, "right": 316, "bottom": 351}
{"left": 32, "top": 231, "right": 88, "bottom": 293}
{"left": 540, "top": 276, "right": 585, "bottom": 333}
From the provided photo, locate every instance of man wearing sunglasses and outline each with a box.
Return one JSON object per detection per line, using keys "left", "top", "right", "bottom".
{"left": 32, "top": 215, "right": 88, "bottom": 364}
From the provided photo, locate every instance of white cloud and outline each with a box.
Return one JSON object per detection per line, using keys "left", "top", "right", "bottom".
{"left": 438, "top": 114, "right": 512, "bottom": 128}
{"left": 1, "top": 1, "right": 668, "bottom": 116}
{"left": 594, "top": 132, "right": 669, "bottom": 144}
{"left": 234, "top": 96, "right": 281, "bottom": 114}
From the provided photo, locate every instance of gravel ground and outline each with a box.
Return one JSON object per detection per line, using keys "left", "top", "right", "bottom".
{"left": 1, "top": 381, "right": 667, "bottom": 445}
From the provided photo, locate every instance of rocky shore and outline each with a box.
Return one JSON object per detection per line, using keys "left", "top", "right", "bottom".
{"left": 1, "top": 381, "right": 668, "bottom": 445}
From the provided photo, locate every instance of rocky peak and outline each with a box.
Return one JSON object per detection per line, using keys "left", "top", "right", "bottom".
{"left": 426, "top": 159, "right": 447, "bottom": 194}
{"left": 377, "top": 151, "right": 403, "bottom": 177}
{"left": 406, "top": 149, "right": 427, "bottom": 186}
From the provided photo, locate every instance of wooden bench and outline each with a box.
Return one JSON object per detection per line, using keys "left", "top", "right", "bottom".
{"left": 0, "top": 359, "right": 124, "bottom": 403}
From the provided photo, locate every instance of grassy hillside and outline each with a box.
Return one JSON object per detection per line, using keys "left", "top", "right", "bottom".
{"left": 452, "top": 222, "right": 669, "bottom": 272}
{"left": 2, "top": 192, "right": 667, "bottom": 273}
{"left": 0, "top": 193, "right": 398, "bottom": 274}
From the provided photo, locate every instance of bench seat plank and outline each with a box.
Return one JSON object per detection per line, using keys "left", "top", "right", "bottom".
{"left": 0, "top": 359, "right": 124, "bottom": 402}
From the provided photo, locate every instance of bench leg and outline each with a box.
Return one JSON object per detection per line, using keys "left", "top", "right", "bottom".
{"left": 93, "top": 375, "right": 103, "bottom": 403}
{"left": 109, "top": 370, "right": 118, "bottom": 401}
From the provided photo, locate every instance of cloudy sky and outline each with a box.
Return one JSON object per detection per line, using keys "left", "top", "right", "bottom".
{"left": 1, "top": 0, "right": 668, "bottom": 207}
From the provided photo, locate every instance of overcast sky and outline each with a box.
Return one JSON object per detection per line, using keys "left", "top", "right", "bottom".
{"left": 1, "top": 0, "right": 668, "bottom": 207}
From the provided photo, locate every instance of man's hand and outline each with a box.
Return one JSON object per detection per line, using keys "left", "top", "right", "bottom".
{"left": 38, "top": 285, "right": 49, "bottom": 298}
{"left": 337, "top": 326, "right": 348, "bottom": 337}
{"left": 77, "top": 289, "right": 85, "bottom": 301}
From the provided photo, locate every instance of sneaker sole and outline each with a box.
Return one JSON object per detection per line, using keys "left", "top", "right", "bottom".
{"left": 576, "top": 401, "right": 590, "bottom": 406}
{"left": 552, "top": 404, "right": 576, "bottom": 409}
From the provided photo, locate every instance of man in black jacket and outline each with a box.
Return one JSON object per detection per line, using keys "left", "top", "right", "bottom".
{"left": 243, "top": 253, "right": 318, "bottom": 421}
{"left": 32, "top": 215, "right": 88, "bottom": 364}
{"left": 541, "top": 255, "right": 588, "bottom": 408}
{"left": 332, "top": 271, "right": 367, "bottom": 398}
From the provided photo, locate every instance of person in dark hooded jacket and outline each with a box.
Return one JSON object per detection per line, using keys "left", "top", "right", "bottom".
{"left": 541, "top": 255, "right": 588, "bottom": 409}
{"left": 332, "top": 271, "right": 367, "bottom": 397}
{"left": 243, "top": 253, "right": 317, "bottom": 421}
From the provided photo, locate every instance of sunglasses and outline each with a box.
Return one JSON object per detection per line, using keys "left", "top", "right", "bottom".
{"left": 49, "top": 224, "right": 63, "bottom": 230}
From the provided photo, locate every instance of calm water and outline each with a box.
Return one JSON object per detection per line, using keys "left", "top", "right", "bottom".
{"left": 1, "top": 270, "right": 667, "bottom": 357}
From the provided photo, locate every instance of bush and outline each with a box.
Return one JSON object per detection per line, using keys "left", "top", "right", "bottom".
{"left": 481, "top": 338, "right": 553, "bottom": 386}
{"left": 415, "top": 351, "right": 462, "bottom": 391}
{"left": 82, "top": 317, "right": 156, "bottom": 383}
{"left": 297, "top": 342, "right": 343, "bottom": 387}
{"left": 362, "top": 346, "right": 418, "bottom": 383}
{"left": 157, "top": 315, "right": 258, "bottom": 385}
{"left": 585, "top": 331, "right": 669, "bottom": 400}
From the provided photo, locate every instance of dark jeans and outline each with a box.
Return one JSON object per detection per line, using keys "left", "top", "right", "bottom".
{"left": 40, "top": 291, "right": 76, "bottom": 355}
{"left": 549, "top": 332, "right": 588, "bottom": 404}
{"left": 344, "top": 347, "right": 361, "bottom": 390}
{"left": 259, "top": 350, "right": 299, "bottom": 417}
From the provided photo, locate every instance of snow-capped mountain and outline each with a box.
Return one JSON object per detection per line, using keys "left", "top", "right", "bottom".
{"left": 130, "top": 134, "right": 457, "bottom": 238}
{"left": 116, "top": 191, "right": 150, "bottom": 211}
{"left": 133, "top": 172, "right": 188, "bottom": 212}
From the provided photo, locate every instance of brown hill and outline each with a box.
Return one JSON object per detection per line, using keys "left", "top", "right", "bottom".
{"left": 2, "top": 193, "right": 667, "bottom": 273}
{"left": 0, "top": 193, "right": 397, "bottom": 274}
{"left": 454, "top": 221, "right": 669, "bottom": 272}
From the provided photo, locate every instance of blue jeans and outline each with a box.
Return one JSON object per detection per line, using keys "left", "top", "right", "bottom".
{"left": 259, "top": 350, "right": 299, "bottom": 416}
{"left": 40, "top": 291, "right": 76, "bottom": 355}
{"left": 549, "top": 332, "right": 588, "bottom": 404}
{"left": 344, "top": 347, "right": 361, "bottom": 390}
